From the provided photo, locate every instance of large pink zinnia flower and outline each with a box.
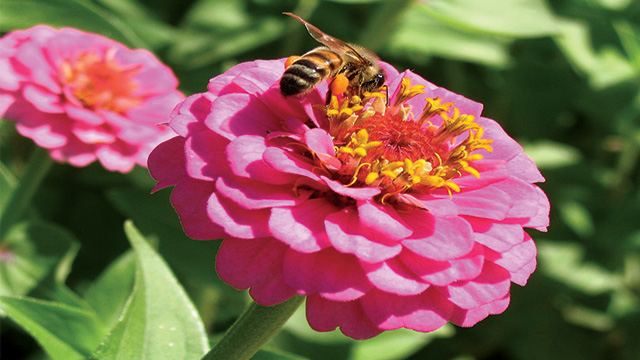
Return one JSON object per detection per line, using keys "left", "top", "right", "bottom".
{"left": 0, "top": 25, "right": 183, "bottom": 172}
{"left": 149, "top": 58, "right": 549, "bottom": 339}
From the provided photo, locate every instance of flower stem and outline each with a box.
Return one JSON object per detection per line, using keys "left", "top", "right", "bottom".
{"left": 202, "top": 295, "right": 305, "bottom": 360}
{"left": 0, "top": 146, "right": 54, "bottom": 240}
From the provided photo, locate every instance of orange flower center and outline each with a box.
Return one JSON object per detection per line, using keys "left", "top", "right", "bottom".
{"left": 59, "top": 49, "right": 143, "bottom": 113}
{"left": 321, "top": 78, "right": 493, "bottom": 204}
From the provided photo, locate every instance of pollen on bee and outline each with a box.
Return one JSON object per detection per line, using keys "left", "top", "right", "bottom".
{"left": 330, "top": 74, "right": 350, "bottom": 96}
{"left": 284, "top": 56, "right": 300, "bottom": 69}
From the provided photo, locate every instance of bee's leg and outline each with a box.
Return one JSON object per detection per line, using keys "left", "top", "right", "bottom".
{"left": 383, "top": 85, "right": 389, "bottom": 107}
{"left": 326, "top": 73, "right": 350, "bottom": 105}
{"left": 284, "top": 55, "right": 300, "bottom": 69}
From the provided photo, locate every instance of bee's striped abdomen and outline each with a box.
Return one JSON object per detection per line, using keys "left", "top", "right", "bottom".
{"left": 280, "top": 49, "right": 343, "bottom": 96}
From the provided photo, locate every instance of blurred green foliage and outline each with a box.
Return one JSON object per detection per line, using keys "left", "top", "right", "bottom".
{"left": 1, "top": 0, "right": 639, "bottom": 359}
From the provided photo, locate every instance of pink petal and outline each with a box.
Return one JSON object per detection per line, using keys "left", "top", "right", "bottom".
{"left": 357, "top": 200, "right": 412, "bottom": 241}
{"left": 96, "top": 145, "right": 136, "bottom": 172}
{"left": 304, "top": 128, "right": 335, "bottom": 155}
{"left": 362, "top": 258, "right": 429, "bottom": 295}
{"left": 263, "top": 147, "right": 321, "bottom": 180}
{"left": 506, "top": 152, "right": 545, "bottom": 183}
{"left": 322, "top": 176, "right": 381, "bottom": 200}
{"left": 169, "top": 93, "right": 212, "bottom": 137}
{"left": 184, "top": 130, "right": 228, "bottom": 180}
{"left": 170, "top": 178, "right": 227, "bottom": 240}
{"left": 493, "top": 235, "right": 537, "bottom": 286}
{"left": 415, "top": 197, "right": 459, "bottom": 216}
{"left": 360, "top": 288, "right": 453, "bottom": 332}
{"left": 401, "top": 214, "right": 474, "bottom": 261}
{"left": 16, "top": 117, "right": 67, "bottom": 148}
{"left": 65, "top": 104, "right": 105, "bottom": 125}
{"left": 325, "top": 208, "right": 402, "bottom": 262}
{"left": 72, "top": 124, "right": 116, "bottom": 144}
{"left": 216, "top": 237, "right": 297, "bottom": 306}
{"left": 446, "top": 186, "right": 512, "bottom": 220}
{"left": 206, "top": 191, "right": 270, "bottom": 239}
{"left": 149, "top": 136, "right": 187, "bottom": 191}
{"left": 283, "top": 248, "right": 371, "bottom": 301}
{"left": 226, "top": 135, "right": 297, "bottom": 184}
{"left": 440, "top": 261, "right": 511, "bottom": 309}
{"left": 453, "top": 160, "right": 508, "bottom": 190}
{"left": 477, "top": 117, "right": 522, "bottom": 162}
{"left": 467, "top": 217, "right": 526, "bottom": 252}
{"left": 268, "top": 198, "right": 335, "bottom": 253}
{"left": 450, "top": 296, "right": 510, "bottom": 327}
{"left": 523, "top": 185, "right": 550, "bottom": 231}
{"left": 306, "top": 295, "right": 382, "bottom": 340}
{"left": 14, "top": 41, "right": 60, "bottom": 93}
{"left": 205, "top": 93, "right": 279, "bottom": 140}
{"left": 216, "top": 174, "right": 311, "bottom": 209}
{"left": 400, "top": 243, "right": 485, "bottom": 286}
{"left": 499, "top": 178, "right": 543, "bottom": 219}
{"left": 22, "top": 84, "right": 63, "bottom": 113}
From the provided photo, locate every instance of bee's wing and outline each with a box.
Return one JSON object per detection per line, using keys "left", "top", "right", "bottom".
{"left": 284, "top": 12, "right": 369, "bottom": 65}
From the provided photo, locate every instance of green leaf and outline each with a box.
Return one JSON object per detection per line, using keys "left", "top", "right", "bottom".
{"left": 0, "top": 0, "right": 146, "bottom": 48}
{"left": 420, "top": 0, "right": 559, "bottom": 38}
{"left": 166, "top": 1, "right": 285, "bottom": 68}
{"left": 522, "top": 140, "right": 583, "bottom": 169}
{"left": 253, "top": 348, "right": 308, "bottom": 360}
{"left": 0, "top": 222, "right": 78, "bottom": 299}
{"left": 92, "top": 0, "right": 178, "bottom": 50}
{"left": 388, "top": 9, "right": 511, "bottom": 67}
{"left": 0, "top": 161, "right": 17, "bottom": 211}
{"left": 537, "top": 240, "right": 620, "bottom": 295}
{"left": 107, "top": 188, "right": 222, "bottom": 286}
{"left": 351, "top": 327, "right": 452, "bottom": 360}
{"left": 83, "top": 251, "right": 136, "bottom": 330}
{"left": 91, "top": 221, "right": 209, "bottom": 360}
{"left": 0, "top": 296, "right": 106, "bottom": 360}
{"left": 554, "top": 18, "right": 637, "bottom": 89}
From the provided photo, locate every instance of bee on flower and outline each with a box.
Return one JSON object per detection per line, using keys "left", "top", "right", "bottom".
{"left": 149, "top": 16, "right": 549, "bottom": 339}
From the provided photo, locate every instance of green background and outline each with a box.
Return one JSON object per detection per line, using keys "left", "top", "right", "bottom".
{"left": 1, "top": 0, "right": 639, "bottom": 359}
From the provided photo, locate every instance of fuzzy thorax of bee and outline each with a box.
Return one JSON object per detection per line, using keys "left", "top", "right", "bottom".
{"left": 315, "top": 78, "right": 494, "bottom": 207}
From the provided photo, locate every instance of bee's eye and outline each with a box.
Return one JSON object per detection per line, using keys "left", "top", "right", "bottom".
{"left": 363, "top": 72, "right": 386, "bottom": 91}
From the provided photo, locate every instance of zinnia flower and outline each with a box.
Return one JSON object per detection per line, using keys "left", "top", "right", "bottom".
{"left": 149, "top": 58, "right": 549, "bottom": 339}
{"left": 0, "top": 25, "right": 183, "bottom": 172}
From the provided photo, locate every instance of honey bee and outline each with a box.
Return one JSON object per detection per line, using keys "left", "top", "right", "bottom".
{"left": 280, "top": 12, "right": 386, "bottom": 98}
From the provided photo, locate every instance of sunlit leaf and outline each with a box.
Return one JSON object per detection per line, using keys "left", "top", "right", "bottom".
{"left": 388, "top": 9, "right": 511, "bottom": 67}
{"left": 351, "top": 327, "right": 452, "bottom": 360}
{"left": 522, "top": 141, "right": 582, "bottom": 169}
{"left": 0, "top": 161, "right": 17, "bottom": 211}
{"left": 91, "top": 221, "right": 209, "bottom": 360}
{"left": 554, "top": 18, "right": 637, "bottom": 88}
{"left": 558, "top": 201, "right": 595, "bottom": 238}
{"left": 0, "top": 296, "right": 106, "bottom": 360}
{"left": 420, "top": 0, "right": 559, "bottom": 38}
{"left": 537, "top": 240, "right": 620, "bottom": 294}
{"left": 107, "top": 188, "right": 222, "bottom": 286}
{"left": 0, "top": 0, "right": 145, "bottom": 48}
{"left": 0, "top": 222, "right": 78, "bottom": 299}
{"left": 92, "top": 0, "right": 177, "bottom": 50}
{"left": 83, "top": 251, "right": 136, "bottom": 330}
{"left": 253, "top": 348, "right": 308, "bottom": 360}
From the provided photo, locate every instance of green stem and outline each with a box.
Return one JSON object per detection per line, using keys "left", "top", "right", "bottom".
{"left": 357, "top": 0, "right": 416, "bottom": 52}
{"left": 202, "top": 295, "right": 305, "bottom": 360}
{"left": 0, "top": 146, "right": 54, "bottom": 240}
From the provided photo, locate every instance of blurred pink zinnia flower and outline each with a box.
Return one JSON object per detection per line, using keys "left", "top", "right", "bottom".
{"left": 149, "top": 59, "right": 549, "bottom": 339}
{"left": 0, "top": 25, "right": 183, "bottom": 172}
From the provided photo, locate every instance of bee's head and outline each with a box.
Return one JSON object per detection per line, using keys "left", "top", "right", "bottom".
{"left": 361, "top": 69, "right": 386, "bottom": 92}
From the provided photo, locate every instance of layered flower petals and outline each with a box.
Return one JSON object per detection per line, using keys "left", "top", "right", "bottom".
{"left": 148, "top": 58, "right": 549, "bottom": 339}
{"left": 1, "top": 26, "right": 182, "bottom": 172}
